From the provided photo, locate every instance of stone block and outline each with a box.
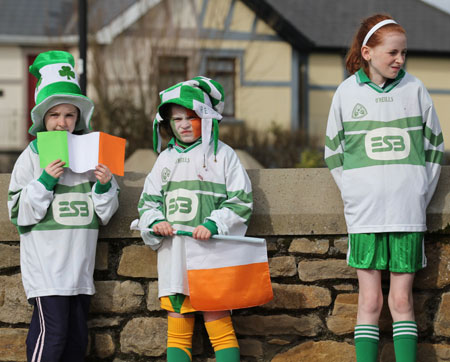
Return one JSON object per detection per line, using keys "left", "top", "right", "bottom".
{"left": 333, "top": 284, "right": 355, "bottom": 291}
{"left": 415, "top": 242, "right": 450, "bottom": 289}
{"left": 332, "top": 237, "right": 348, "bottom": 254}
{"left": 238, "top": 338, "right": 263, "bottom": 357}
{"left": 326, "top": 293, "right": 358, "bottom": 335}
{"left": 298, "top": 259, "right": 356, "bottom": 281}
{"left": 263, "top": 283, "right": 331, "bottom": 309}
{"left": 268, "top": 338, "right": 291, "bottom": 345}
{"left": 435, "top": 292, "right": 450, "bottom": 337}
{"left": 120, "top": 317, "right": 167, "bottom": 356}
{"left": 0, "top": 274, "right": 33, "bottom": 324}
{"left": 95, "top": 242, "right": 108, "bottom": 270}
{"left": 117, "top": 245, "right": 158, "bottom": 278}
{"left": 90, "top": 280, "right": 144, "bottom": 314}
{"left": 289, "top": 238, "right": 329, "bottom": 254}
{"left": 235, "top": 314, "right": 322, "bottom": 337}
{"left": 88, "top": 317, "right": 123, "bottom": 328}
{"left": 95, "top": 333, "right": 115, "bottom": 358}
{"left": 271, "top": 340, "right": 355, "bottom": 362}
{"left": 269, "top": 256, "right": 297, "bottom": 277}
{"left": 381, "top": 342, "right": 450, "bottom": 361}
{"left": 0, "top": 328, "right": 27, "bottom": 362}
{"left": 146, "top": 281, "right": 160, "bottom": 311}
{"left": 0, "top": 244, "right": 19, "bottom": 268}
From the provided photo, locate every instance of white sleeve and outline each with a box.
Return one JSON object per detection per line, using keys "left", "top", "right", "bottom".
{"left": 324, "top": 90, "right": 345, "bottom": 191}
{"left": 422, "top": 94, "right": 444, "bottom": 205}
{"left": 91, "top": 176, "right": 120, "bottom": 225}
{"left": 8, "top": 147, "right": 54, "bottom": 226}
{"left": 206, "top": 150, "right": 253, "bottom": 236}
{"left": 137, "top": 160, "right": 166, "bottom": 249}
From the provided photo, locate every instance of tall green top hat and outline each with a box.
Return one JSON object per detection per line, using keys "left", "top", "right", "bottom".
{"left": 28, "top": 50, "right": 94, "bottom": 136}
{"left": 153, "top": 76, "right": 225, "bottom": 158}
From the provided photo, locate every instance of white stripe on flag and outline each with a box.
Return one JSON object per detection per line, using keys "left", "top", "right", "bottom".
{"left": 186, "top": 236, "right": 268, "bottom": 270}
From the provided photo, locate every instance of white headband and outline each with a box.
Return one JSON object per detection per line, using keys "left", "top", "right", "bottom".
{"left": 362, "top": 19, "right": 398, "bottom": 46}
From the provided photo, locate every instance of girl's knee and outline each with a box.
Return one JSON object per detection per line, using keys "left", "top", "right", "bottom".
{"left": 388, "top": 292, "right": 413, "bottom": 314}
{"left": 359, "top": 290, "right": 383, "bottom": 315}
{"left": 203, "top": 310, "right": 230, "bottom": 323}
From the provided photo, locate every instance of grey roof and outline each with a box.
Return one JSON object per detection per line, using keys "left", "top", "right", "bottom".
{"left": 0, "top": 0, "right": 138, "bottom": 43}
{"left": 243, "top": 0, "right": 450, "bottom": 54}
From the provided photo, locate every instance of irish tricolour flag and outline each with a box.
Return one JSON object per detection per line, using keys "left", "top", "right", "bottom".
{"left": 186, "top": 236, "right": 273, "bottom": 311}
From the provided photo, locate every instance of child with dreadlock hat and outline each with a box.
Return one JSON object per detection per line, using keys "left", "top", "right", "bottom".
{"left": 8, "top": 50, "right": 119, "bottom": 361}
{"left": 136, "top": 76, "right": 253, "bottom": 361}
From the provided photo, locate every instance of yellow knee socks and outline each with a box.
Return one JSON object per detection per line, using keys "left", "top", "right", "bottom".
{"left": 167, "top": 316, "right": 195, "bottom": 361}
{"left": 204, "top": 316, "right": 240, "bottom": 361}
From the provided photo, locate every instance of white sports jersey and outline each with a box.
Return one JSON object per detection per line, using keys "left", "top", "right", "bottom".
{"left": 137, "top": 139, "right": 253, "bottom": 297}
{"left": 8, "top": 141, "right": 119, "bottom": 300}
{"left": 325, "top": 69, "right": 443, "bottom": 233}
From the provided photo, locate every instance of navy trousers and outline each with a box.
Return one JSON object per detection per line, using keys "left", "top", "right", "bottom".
{"left": 26, "top": 295, "right": 91, "bottom": 362}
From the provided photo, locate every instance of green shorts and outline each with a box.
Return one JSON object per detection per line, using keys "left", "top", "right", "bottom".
{"left": 347, "top": 232, "right": 426, "bottom": 273}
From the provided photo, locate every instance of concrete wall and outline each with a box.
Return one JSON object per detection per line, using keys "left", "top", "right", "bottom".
{"left": 0, "top": 168, "right": 449, "bottom": 361}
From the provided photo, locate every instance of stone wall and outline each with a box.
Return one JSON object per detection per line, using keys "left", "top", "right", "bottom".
{"left": 0, "top": 169, "right": 449, "bottom": 362}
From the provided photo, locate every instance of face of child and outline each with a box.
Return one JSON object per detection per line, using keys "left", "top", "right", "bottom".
{"left": 169, "top": 104, "right": 201, "bottom": 143}
{"left": 44, "top": 103, "right": 79, "bottom": 133}
{"left": 363, "top": 31, "right": 407, "bottom": 85}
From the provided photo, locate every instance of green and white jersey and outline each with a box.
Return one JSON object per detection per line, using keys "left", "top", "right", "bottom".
{"left": 137, "top": 139, "right": 253, "bottom": 297}
{"left": 8, "top": 141, "right": 119, "bottom": 300}
{"left": 325, "top": 69, "right": 443, "bottom": 233}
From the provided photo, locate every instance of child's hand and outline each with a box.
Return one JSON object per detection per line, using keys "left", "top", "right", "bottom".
{"left": 45, "top": 159, "right": 65, "bottom": 178}
{"left": 193, "top": 225, "right": 211, "bottom": 240}
{"left": 95, "top": 164, "right": 112, "bottom": 184}
{"left": 153, "top": 222, "right": 174, "bottom": 236}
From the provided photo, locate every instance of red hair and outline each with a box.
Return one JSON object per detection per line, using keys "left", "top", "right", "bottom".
{"left": 345, "top": 14, "right": 406, "bottom": 76}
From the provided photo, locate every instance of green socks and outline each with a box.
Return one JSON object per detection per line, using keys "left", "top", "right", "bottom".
{"left": 354, "top": 325, "right": 379, "bottom": 362}
{"left": 393, "top": 321, "right": 418, "bottom": 362}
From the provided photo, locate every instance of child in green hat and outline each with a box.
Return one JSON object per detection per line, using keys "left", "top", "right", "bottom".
{"left": 136, "top": 76, "right": 253, "bottom": 361}
{"left": 7, "top": 50, "right": 119, "bottom": 361}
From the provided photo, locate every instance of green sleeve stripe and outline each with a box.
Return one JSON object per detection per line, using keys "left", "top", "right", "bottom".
{"left": 138, "top": 193, "right": 163, "bottom": 208}
{"left": 344, "top": 116, "right": 422, "bottom": 132}
{"left": 325, "top": 130, "right": 344, "bottom": 151}
{"left": 220, "top": 202, "right": 252, "bottom": 222}
{"left": 325, "top": 153, "right": 344, "bottom": 171}
{"left": 425, "top": 149, "right": 443, "bottom": 164}
{"left": 424, "top": 126, "right": 444, "bottom": 147}
{"left": 226, "top": 190, "right": 253, "bottom": 204}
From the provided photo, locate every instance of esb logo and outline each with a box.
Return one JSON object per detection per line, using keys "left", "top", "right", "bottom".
{"left": 365, "top": 127, "right": 410, "bottom": 161}
{"left": 52, "top": 193, "right": 94, "bottom": 226}
{"left": 165, "top": 189, "right": 198, "bottom": 222}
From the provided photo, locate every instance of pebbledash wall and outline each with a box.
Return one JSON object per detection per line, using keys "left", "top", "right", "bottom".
{"left": 0, "top": 168, "right": 449, "bottom": 362}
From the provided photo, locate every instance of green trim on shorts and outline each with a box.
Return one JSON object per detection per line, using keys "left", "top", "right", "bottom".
{"left": 347, "top": 232, "right": 426, "bottom": 273}
{"left": 168, "top": 294, "right": 187, "bottom": 314}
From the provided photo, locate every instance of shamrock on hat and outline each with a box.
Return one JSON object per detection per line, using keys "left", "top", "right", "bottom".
{"left": 29, "top": 50, "right": 94, "bottom": 136}
{"left": 153, "top": 76, "right": 225, "bottom": 158}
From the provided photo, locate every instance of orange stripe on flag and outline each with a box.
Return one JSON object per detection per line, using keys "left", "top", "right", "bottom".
{"left": 188, "top": 262, "right": 273, "bottom": 311}
{"left": 98, "top": 132, "right": 126, "bottom": 176}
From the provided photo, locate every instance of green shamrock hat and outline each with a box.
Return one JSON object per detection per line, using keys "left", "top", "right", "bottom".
{"left": 153, "top": 76, "right": 225, "bottom": 158}
{"left": 28, "top": 50, "right": 94, "bottom": 136}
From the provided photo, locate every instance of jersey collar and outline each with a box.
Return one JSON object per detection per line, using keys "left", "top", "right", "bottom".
{"left": 355, "top": 68, "right": 405, "bottom": 93}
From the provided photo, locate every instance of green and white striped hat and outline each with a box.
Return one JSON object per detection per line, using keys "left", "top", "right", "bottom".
{"left": 153, "top": 76, "right": 225, "bottom": 156}
{"left": 28, "top": 50, "right": 94, "bottom": 136}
